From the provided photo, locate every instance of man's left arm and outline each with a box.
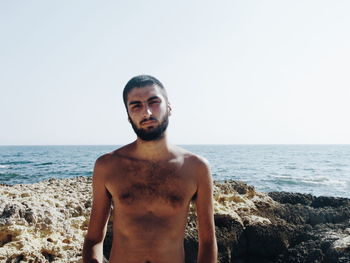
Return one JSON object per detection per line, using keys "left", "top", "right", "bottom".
{"left": 195, "top": 157, "right": 218, "bottom": 263}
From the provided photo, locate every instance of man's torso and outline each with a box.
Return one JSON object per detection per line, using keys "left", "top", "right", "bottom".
{"left": 102, "top": 146, "right": 199, "bottom": 263}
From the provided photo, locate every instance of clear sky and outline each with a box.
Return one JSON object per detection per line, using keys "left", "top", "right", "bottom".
{"left": 1, "top": 0, "right": 349, "bottom": 145}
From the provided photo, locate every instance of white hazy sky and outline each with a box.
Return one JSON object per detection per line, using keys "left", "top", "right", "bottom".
{"left": 1, "top": 0, "right": 349, "bottom": 145}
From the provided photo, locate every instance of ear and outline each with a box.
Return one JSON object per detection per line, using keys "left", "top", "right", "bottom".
{"left": 167, "top": 103, "right": 172, "bottom": 116}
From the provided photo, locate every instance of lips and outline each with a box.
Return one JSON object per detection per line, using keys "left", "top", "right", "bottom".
{"left": 140, "top": 118, "right": 158, "bottom": 126}
{"left": 141, "top": 120, "right": 157, "bottom": 126}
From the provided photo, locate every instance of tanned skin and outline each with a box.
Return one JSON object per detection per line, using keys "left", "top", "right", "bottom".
{"left": 83, "top": 84, "right": 217, "bottom": 263}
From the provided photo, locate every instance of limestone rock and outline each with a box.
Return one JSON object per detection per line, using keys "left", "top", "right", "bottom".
{"left": 1, "top": 177, "right": 349, "bottom": 263}
{"left": 0, "top": 177, "right": 92, "bottom": 263}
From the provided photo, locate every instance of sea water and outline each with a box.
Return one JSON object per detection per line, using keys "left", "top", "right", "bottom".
{"left": 0, "top": 145, "right": 349, "bottom": 198}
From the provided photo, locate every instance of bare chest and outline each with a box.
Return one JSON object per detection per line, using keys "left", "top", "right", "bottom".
{"left": 106, "top": 160, "right": 196, "bottom": 210}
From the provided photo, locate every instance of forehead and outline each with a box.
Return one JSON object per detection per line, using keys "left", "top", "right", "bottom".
{"left": 127, "top": 85, "right": 165, "bottom": 102}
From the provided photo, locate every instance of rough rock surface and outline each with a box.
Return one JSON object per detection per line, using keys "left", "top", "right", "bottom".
{"left": 0, "top": 177, "right": 91, "bottom": 263}
{"left": 184, "top": 183, "right": 350, "bottom": 263}
{"left": 1, "top": 177, "right": 349, "bottom": 263}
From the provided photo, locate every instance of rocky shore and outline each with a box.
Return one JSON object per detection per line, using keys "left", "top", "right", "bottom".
{"left": 0, "top": 177, "right": 349, "bottom": 262}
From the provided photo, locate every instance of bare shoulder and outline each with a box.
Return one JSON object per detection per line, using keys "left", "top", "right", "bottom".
{"left": 174, "top": 146, "right": 211, "bottom": 174}
{"left": 94, "top": 144, "right": 132, "bottom": 172}
{"left": 94, "top": 151, "right": 116, "bottom": 170}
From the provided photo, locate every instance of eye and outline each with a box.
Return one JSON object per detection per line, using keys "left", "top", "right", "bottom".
{"left": 150, "top": 100, "right": 160, "bottom": 104}
{"left": 131, "top": 104, "right": 141, "bottom": 109}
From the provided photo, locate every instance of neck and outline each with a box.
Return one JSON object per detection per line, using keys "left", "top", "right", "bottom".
{"left": 133, "top": 133, "right": 172, "bottom": 161}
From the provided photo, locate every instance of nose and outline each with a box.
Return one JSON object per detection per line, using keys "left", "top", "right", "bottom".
{"left": 142, "top": 106, "right": 152, "bottom": 118}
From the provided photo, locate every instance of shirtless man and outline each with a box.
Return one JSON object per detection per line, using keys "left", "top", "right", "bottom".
{"left": 83, "top": 75, "right": 217, "bottom": 263}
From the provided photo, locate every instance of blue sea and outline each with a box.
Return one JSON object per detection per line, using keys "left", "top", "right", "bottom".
{"left": 0, "top": 145, "right": 349, "bottom": 198}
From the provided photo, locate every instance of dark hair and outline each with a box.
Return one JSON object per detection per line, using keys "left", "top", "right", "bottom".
{"left": 123, "top": 75, "right": 168, "bottom": 110}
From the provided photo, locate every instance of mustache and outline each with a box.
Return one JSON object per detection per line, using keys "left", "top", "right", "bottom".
{"left": 140, "top": 117, "right": 158, "bottom": 125}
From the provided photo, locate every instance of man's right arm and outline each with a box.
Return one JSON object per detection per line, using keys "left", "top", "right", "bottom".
{"left": 83, "top": 156, "right": 112, "bottom": 263}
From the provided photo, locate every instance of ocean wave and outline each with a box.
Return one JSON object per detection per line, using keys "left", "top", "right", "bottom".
{"left": 0, "top": 173, "right": 32, "bottom": 184}
{"left": 0, "top": 173, "right": 21, "bottom": 181}
{"left": 67, "top": 171, "right": 92, "bottom": 176}
{"left": 299, "top": 176, "right": 347, "bottom": 187}
{"left": 267, "top": 178, "right": 300, "bottom": 186}
{"left": 0, "top": 165, "right": 9, "bottom": 169}
{"left": 0, "top": 161, "right": 33, "bottom": 165}
{"left": 34, "top": 162, "right": 53, "bottom": 166}
{"left": 302, "top": 168, "right": 315, "bottom": 171}
{"left": 284, "top": 166, "right": 297, "bottom": 170}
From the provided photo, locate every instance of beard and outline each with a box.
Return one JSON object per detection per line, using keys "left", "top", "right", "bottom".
{"left": 129, "top": 114, "right": 169, "bottom": 141}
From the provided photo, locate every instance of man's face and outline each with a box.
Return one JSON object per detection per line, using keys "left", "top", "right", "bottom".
{"left": 126, "top": 85, "right": 170, "bottom": 141}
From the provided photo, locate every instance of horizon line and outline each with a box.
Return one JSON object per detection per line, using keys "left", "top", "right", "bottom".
{"left": 1, "top": 143, "right": 350, "bottom": 147}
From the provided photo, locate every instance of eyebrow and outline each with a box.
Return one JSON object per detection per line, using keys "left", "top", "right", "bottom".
{"left": 147, "top": 96, "right": 161, "bottom": 102}
{"left": 128, "top": 100, "right": 141, "bottom": 106}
